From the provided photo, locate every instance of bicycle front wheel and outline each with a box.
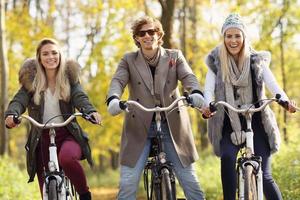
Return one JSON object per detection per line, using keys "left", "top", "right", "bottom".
{"left": 48, "top": 179, "right": 58, "bottom": 200}
{"left": 160, "top": 168, "right": 175, "bottom": 200}
{"left": 65, "top": 176, "right": 79, "bottom": 200}
{"left": 244, "top": 165, "right": 258, "bottom": 200}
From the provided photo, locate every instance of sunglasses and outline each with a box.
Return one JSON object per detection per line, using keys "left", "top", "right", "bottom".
{"left": 136, "top": 29, "right": 157, "bottom": 37}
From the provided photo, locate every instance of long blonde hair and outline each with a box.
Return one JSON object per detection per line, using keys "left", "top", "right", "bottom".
{"left": 219, "top": 36, "right": 251, "bottom": 82}
{"left": 32, "top": 38, "right": 70, "bottom": 105}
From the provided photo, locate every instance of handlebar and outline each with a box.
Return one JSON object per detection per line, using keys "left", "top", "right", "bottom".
{"left": 209, "top": 94, "right": 297, "bottom": 114}
{"left": 119, "top": 96, "right": 190, "bottom": 113}
{"left": 13, "top": 112, "right": 94, "bottom": 129}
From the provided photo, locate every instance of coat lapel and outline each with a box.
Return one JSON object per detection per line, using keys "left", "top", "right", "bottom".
{"left": 155, "top": 47, "right": 170, "bottom": 97}
{"left": 133, "top": 49, "right": 154, "bottom": 95}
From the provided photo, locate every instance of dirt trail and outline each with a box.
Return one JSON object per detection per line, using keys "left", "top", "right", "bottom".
{"left": 91, "top": 187, "right": 147, "bottom": 200}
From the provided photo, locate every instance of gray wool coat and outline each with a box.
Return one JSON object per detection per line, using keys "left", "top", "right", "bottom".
{"left": 107, "top": 47, "right": 201, "bottom": 168}
{"left": 205, "top": 47, "right": 281, "bottom": 157}
{"left": 5, "top": 58, "right": 96, "bottom": 182}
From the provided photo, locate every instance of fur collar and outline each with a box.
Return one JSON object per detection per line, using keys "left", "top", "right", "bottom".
{"left": 18, "top": 58, "right": 81, "bottom": 91}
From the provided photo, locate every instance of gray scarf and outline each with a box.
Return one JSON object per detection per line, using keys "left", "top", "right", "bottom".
{"left": 225, "top": 55, "right": 253, "bottom": 145}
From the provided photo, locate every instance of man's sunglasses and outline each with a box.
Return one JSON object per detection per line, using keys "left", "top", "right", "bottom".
{"left": 136, "top": 29, "right": 157, "bottom": 37}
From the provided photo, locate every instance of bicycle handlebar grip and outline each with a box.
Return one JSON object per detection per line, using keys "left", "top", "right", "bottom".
{"left": 275, "top": 93, "right": 289, "bottom": 110}
{"left": 209, "top": 102, "right": 217, "bottom": 112}
{"left": 119, "top": 101, "right": 127, "bottom": 110}
{"left": 13, "top": 115, "right": 21, "bottom": 124}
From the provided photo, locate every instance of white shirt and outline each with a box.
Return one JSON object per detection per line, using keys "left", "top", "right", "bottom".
{"left": 204, "top": 66, "right": 289, "bottom": 105}
{"left": 43, "top": 88, "right": 64, "bottom": 124}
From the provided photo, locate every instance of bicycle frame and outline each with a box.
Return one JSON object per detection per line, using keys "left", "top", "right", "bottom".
{"left": 209, "top": 96, "right": 291, "bottom": 200}
{"left": 18, "top": 113, "right": 83, "bottom": 200}
{"left": 122, "top": 96, "right": 189, "bottom": 200}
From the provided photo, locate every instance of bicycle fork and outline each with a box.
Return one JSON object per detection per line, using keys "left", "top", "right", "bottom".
{"left": 237, "top": 156, "right": 263, "bottom": 200}
{"left": 43, "top": 128, "right": 68, "bottom": 200}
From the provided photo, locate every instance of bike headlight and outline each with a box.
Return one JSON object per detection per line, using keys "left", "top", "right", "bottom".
{"left": 159, "top": 152, "right": 167, "bottom": 164}
{"left": 48, "top": 161, "right": 56, "bottom": 172}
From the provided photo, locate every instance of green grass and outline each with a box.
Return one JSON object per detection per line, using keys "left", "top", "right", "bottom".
{"left": 87, "top": 139, "right": 300, "bottom": 200}
{"left": 0, "top": 156, "right": 40, "bottom": 200}
{"left": 273, "top": 138, "right": 300, "bottom": 200}
{"left": 1, "top": 132, "right": 300, "bottom": 200}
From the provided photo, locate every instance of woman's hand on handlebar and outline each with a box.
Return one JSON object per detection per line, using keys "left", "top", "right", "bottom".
{"left": 287, "top": 100, "right": 297, "bottom": 113}
{"left": 87, "top": 112, "right": 102, "bottom": 125}
{"left": 5, "top": 115, "right": 19, "bottom": 129}
{"left": 201, "top": 106, "right": 215, "bottom": 118}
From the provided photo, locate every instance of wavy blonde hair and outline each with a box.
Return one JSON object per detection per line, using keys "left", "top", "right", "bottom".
{"left": 219, "top": 33, "right": 251, "bottom": 82}
{"left": 32, "top": 38, "right": 70, "bottom": 105}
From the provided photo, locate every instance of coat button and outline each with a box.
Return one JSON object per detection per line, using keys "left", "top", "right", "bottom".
{"left": 138, "top": 82, "right": 141, "bottom": 85}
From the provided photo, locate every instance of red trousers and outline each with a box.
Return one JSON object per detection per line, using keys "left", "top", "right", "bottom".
{"left": 36, "top": 127, "right": 89, "bottom": 197}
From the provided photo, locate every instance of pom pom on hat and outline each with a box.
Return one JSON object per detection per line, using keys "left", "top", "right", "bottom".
{"left": 221, "top": 13, "right": 246, "bottom": 35}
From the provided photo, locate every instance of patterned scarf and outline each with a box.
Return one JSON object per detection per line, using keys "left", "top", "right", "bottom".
{"left": 143, "top": 48, "right": 160, "bottom": 67}
{"left": 225, "top": 55, "right": 253, "bottom": 145}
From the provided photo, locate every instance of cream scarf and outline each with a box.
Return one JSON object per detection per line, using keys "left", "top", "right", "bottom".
{"left": 225, "top": 55, "right": 253, "bottom": 145}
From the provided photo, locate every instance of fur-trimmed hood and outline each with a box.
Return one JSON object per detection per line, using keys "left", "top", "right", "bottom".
{"left": 18, "top": 58, "right": 81, "bottom": 91}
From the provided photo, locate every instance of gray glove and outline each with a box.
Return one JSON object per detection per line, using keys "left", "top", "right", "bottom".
{"left": 189, "top": 93, "right": 205, "bottom": 108}
{"left": 108, "top": 98, "right": 122, "bottom": 116}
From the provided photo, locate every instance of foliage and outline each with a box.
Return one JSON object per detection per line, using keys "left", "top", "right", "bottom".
{"left": 2, "top": 1, "right": 300, "bottom": 198}
{"left": 0, "top": 156, "right": 40, "bottom": 200}
{"left": 273, "top": 124, "right": 300, "bottom": 200}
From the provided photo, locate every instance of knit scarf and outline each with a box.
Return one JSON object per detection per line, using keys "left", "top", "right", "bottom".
{"left": 225, "top": 55, "right": 253, "bottom": 145}
{"left": 143, "top": 48, "right": 160, "bottom": 67}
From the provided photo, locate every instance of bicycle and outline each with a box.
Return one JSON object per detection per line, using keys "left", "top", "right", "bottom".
{"left": 12, "top": 112, "right": 96, "bottom": 200}
{"left": 208, "top": 94, "right": 299, "bottom": 200}
{"left": 119, "top": 95, "right": 193, "bottom": 200}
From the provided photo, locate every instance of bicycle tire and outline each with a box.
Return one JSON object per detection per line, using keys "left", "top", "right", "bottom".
{"left": 153, "top": 182, "right": 161, "bottom": 200}
{"left": 160, "top": 168, "right": 175, "bottom": 200}
{"left": 48, "top": 179, "right": 58, "bottom": 200}
{"left": 65, "top": 176, "right": 79, "bottom": 200}
{"left": 244, "top": 165, "right": 258, "bottom": 200}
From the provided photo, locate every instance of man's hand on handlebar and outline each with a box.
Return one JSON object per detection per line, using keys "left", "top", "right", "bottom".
{"left": 107, "top": 98, "right": 123, "bottom": 116}
{"left": 188, "top": 93, "right": 205, "bottom": 108}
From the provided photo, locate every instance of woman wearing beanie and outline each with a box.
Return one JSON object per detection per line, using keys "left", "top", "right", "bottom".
{"left": 202, "top": 13, "right": 296, "bottom": 200}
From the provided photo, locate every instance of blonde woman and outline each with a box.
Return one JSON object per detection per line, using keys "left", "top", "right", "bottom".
{"left": 5, "top": 38, "right": 101, "bottom": 200}
{"left": 202, "top": 14, "right": 296, "bottom": 200}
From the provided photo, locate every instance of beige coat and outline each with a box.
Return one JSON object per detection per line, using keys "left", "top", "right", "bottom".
{"left": 107, "top": 47, "right": 201, "bottom": 168}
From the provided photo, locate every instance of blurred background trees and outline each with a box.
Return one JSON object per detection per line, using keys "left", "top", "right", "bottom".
{"left": 0, "top": 0, "right": 300, "bottom": 199}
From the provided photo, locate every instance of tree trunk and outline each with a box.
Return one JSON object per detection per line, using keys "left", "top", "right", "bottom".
{"left": 180, "top": 0, "right": 186, "bottom": 56}
{"left": 0, "top": 0, "right": 9, "bottom": 155}
{"left": 159, "top": 0, "right": 175, "bottom": 48}
{"left": 279, "top": 19, "right": 287, "bottom": 142}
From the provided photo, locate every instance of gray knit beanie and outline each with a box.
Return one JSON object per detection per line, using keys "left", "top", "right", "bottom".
{"left": 221, "top": 13, "right": 246, "bottom": 35}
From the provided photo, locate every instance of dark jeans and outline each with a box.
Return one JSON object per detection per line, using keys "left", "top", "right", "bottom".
{"left": 36, "top": 127, "right": 89, "bottom": 197}
{"left": 220, "top": 113, "right": 282, "bottom": 200}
